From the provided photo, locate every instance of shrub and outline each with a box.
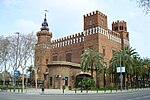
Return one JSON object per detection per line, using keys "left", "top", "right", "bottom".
{"left": 78, "top": 78, "right": 95, "bottom": 90}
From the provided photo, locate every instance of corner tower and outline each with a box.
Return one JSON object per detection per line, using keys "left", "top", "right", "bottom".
{"left": 34, "top": 12, "right": 52, "bottom": 84}
{"left": 112, "top": 20, "right": 129, "bottom": 48}
{"left": 37, "top": 12, "right": 52, "bottom": 43}
{"left": 84, "top": 10, "right": 108, "bottom": 30}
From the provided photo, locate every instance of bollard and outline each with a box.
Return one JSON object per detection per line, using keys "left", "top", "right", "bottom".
{"left": 63, "top": 89, "right": 64, "bottom": 94}
{"left": 62, "top": 85, "right": 65, "bottom": 94}
{"left": 80, "top": 86, "right": 83, "bottom": 93}
{"left": 97, "top": 88, "right": 98, "bottom": 93}
{"left": 86, "top": 89, "right": 88, "bottom": 93}
{"left": 104, "top": 89, "right": 106, "bottom": 93}
{"left": 75, "top": 89, "right": 77, "bottom": 94}
{"left": 42, "top": 87, "right": 44, "bottom": 93}
{"left": 3, "top": 87, "right": 7, "bottom": 92}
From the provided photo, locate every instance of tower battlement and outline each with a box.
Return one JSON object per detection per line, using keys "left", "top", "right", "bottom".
{"left": 112, "top": 20, "right": 127, "bottom": 32}
{"left": 51, "top": 32, "right": 85, "bottom": 48}
{"left": 51, "top": 26, "right": 125, "bottom": 49}
{"left": 84, "top": 10, "right": 107, "bottom": 18}
{"left": 52, "top": 32, "right": 84, "bottom": 43}
{"left": 112, "top": 20, "right": 126, "bottom": 24}
{"left": 84, "top": 10, "right": 108, "bottom": 30}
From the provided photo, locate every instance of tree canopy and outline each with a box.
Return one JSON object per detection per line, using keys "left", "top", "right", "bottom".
{"left": 136, "top": 0, "right": 150, "bottom": 14}
{"left": 81, "top": 48, "right": 105, "bottom": 77}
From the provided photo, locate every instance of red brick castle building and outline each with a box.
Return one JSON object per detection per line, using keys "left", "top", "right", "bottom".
{"left": 34, "top": 10, "right": 129, "bottom": 89}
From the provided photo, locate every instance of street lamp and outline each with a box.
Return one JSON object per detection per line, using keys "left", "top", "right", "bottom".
{"left": 120, "top": 52, "right": 123, "bottom": 91}
{"left": 13, "top": 32, "right": 19, "bottom": 92}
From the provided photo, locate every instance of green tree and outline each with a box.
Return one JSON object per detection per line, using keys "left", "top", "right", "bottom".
{"left": 109, "top": 48, "right": 134, "bottom": 74}
{"left": 80, "top": 48, "right": 105, "bottom": 88}
{"left": 103, "top": 67, "right": 109, "bottom": 88}
{"left": 140, "top": 57, "right": 150, "bottom": 87}
{"left": 109, "top": 47, "right": 136, "bottom": 88}
{"left": 136, "top": 0, "right": 150, "bottom": 14}
{"left": 132, "top": 56, "right": 143, "bottom": 88}
{"left": 131, "top": 56, "right": 150, "bottom": 88}
{"left": 78, "top": 77, "right": 95, "bottom": 90}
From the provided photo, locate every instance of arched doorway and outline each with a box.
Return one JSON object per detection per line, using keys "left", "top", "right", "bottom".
{"left": 75, "top": 74, "right": 93, "bottom": 88}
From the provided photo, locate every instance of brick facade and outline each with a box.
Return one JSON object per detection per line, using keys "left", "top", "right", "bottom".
{"left": 34, "top": 10, "right": 129, "bottom": 89}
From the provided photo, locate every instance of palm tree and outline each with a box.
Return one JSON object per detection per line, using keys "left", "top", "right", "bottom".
{"left": 132, "top": 55, "right": 142, "bottom": 88}
{"left": 131, "top": 56, "right": 150, "bottom": 88}
{"left": 103, "top": 67, "right": 109, "bottom": 88}
{"left": 109, "top": 47, "right": 136, "bottom": 89}
{"left": 141, "top": 58, "right": 150, "bottom": 87}
{"left": 80, "top": 48, "right": 105, "bottom": 88}
{"left": 109, "top": 51, "right": 122, "bottom": 88}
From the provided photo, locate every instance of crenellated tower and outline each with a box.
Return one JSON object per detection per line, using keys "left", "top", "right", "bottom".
{"left": 84, "top": 10, "right": 108, "bottom": 30}
{"left": 112, "top": 20, "right": 129, "bottom": 48}
{"left": 34, "top": 12, "right": 52, "bottom": 85}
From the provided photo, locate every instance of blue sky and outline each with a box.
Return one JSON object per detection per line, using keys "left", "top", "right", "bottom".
{"left": 0, "top": 0, "right": 150, "bottom": 58}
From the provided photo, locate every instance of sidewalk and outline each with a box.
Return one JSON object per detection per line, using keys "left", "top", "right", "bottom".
{"left": 21, "top": 88, "right": 150, "bottom": 95}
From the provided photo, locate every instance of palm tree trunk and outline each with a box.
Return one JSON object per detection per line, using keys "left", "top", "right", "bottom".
{"left": 103, "top": 70, "right": 106, "bottom": 88}
{"left": 114, "top": 73, "right": 117, "bottom": 88}
{"left": 91, "top": 63, "right": 94, "bottom": 77}
{"left": 125, "top": 73, "right": 126, "bottom": 89}
{"left": 96, "top": 68, "right": 99, "bottom": 88}
{"left": 30, "top": 72, "right": 32, "bottom": 87}
{"left": 143, "top": 76, "right": 145, "bottom": 88}
{"left": 136, "top": 75, "right": 138, "bottom": 88}
{"left": 115, "top": 72, "right": 118, "bottom": 89}
{"left": 129, "top": 74, "right": 133, "bottom": 89}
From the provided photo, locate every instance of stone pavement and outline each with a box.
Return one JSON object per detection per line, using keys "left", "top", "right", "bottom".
{"left": 21, "top": 88, "right": 149, "bottom": 95}
{"left": 1, "top": 88, "right": 149, "bottom": 95}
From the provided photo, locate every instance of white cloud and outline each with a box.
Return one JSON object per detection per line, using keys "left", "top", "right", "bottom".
{"left": 3, "top": 0, "right": 17, "bottom": 7}
{"left": 15, "top": 19, "right": 40, "bottom": 34}
{"left": 1, "top": 0, "right": 150, "bottom": 58}
{"left": 18, "top": 0, "right": 105, "bottom": 39}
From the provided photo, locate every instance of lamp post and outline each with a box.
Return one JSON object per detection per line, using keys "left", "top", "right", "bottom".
{"left": 62, "top": 77, "right": 66, "bottom": 94}
{"left": 120, "top": 52, "right": 123, "bottom": 91}
{"left": 13, "top": 32, "right": 19, "bottom": 92}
